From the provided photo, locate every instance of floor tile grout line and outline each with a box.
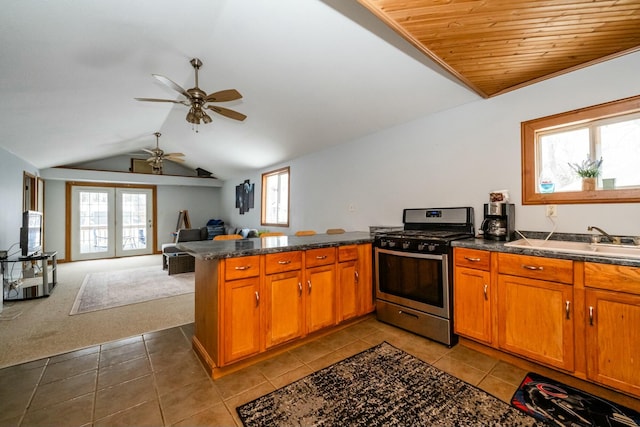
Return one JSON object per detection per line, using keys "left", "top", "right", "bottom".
{"left": 16, "top": 357, "right": 49, "bottom": 426}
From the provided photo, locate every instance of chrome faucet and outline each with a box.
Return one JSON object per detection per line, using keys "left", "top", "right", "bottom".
{"left": 587, "top": 226, "right": 621, "bottom": 245}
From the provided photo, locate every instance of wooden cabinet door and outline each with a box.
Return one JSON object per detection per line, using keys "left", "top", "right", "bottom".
{"left": 357, "top": 243, "right": 374, "bottom": 315}
{"left": 305, "top": 264, "right": 336, "bottom": 333}
{"left": 585, "top": 289, "right": 640, "bottom": 397}
{"left": 497, "top": 274, "right": 574, "bottom": 371}
{"left": 222, "top": 276, "right": 261, "bottom": 364}
{"left": 454, "top": 266, "right": 492, "bottom": 344}
{"left": 264, "top": 270, "right": 304, "bottom": 348}
{"left": 338, "top": 260, "right": 358, "bottom": 322}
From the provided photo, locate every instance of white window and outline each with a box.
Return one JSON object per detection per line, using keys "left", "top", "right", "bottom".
{"left": 536, "top": 112, "right": 640, "bottom": 193}
{"left": 261, "top": 167, "right": 289, "bottom": 226}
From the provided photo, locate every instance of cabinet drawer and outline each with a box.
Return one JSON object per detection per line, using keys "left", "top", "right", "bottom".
{"left": 498, "top": 253, "right": 573, "bottom": 284}
{"left": 224, "top": 255, "right": 260, "bottom": 280}
{"left": 305, "top": 247, "right": 336, "bottom": 267}
{"left": 454, "top": 248, "right": 490, "bottom": 271}
{"left": 338, "top": 245, "right": 358, "bottom": 262}
{"left": 265, "top": 251, "right": 303, "bottom": 274}
{"left": 585, "top": 262, "right": 640, "bottom": 295}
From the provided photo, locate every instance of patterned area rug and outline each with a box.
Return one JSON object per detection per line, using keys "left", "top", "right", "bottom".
{"left": 70, "top": 265, "right": 194, "bottom": 315}
{"left": 512, "top": 372, "right": 640, "bottom": 426}
{"left": 237, "top": 342, "right": 541, "bottom": 426}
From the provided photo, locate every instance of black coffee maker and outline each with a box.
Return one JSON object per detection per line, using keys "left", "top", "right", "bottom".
{"left": 481, "top": 203, "right": 515, "bottom": 241}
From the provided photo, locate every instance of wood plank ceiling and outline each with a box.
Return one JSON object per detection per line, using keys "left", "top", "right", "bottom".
{"left": 357, "top": 0, "right": 640, "bottom": 98}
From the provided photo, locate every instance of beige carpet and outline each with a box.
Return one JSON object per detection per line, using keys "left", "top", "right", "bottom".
{"left": 0, "top": 255, "right": 194, "bottom": 369}
{"left": 70, "top": 265, "right": 194, "bottom": 315}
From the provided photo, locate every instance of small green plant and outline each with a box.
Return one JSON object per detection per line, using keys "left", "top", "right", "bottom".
{"left": 568, "top": 156, "right": 603, "bottom": 178}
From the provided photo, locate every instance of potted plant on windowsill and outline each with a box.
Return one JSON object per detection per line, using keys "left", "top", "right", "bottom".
{"left": 568, "top": 156, "right": 603, "bottom": 191}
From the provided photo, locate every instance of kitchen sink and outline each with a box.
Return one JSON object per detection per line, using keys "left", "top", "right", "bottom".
{"left": 504, "top": 238, "right": 640, "bottom": 259}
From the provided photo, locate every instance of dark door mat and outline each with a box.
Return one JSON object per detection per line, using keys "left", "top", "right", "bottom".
{"left": 511, "top": 372, "right": 640, "bottom": 427}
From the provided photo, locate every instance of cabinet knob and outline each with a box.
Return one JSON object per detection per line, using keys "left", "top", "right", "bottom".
{"left": 235, "top": 265, "right": 251, "bottom": 271}
{"left": 464, "top": 256, "right": 481, "bottom": 262}
{"left": 278, "top": 260, "right": 291, "bottom": 265}
{"left": 316, "top": 255, "right": 327, "bottom": 260}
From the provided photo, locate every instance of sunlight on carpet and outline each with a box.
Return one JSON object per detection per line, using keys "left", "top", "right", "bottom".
{"left": 70, "top": 265, "right": 194, "bottom": 315}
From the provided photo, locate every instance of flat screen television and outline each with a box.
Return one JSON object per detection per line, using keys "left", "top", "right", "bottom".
{"left": 20, "top": 210, "right": 43, "bottom": 257}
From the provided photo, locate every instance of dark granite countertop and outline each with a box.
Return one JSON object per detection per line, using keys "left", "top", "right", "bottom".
{"left": 177, "top": 231, "right": 373, "bottom": 260}
{"left": 452, "top": 236, "right": 640, "bottom": 267}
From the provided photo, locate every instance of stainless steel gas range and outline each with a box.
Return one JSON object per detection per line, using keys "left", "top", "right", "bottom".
{"left": 373, "top": 207, "right": 475, "bottom": 346}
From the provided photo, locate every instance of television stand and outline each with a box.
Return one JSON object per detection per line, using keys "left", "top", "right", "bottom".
{"left": 1, "top": 251, "right": 57, "bottom": 301}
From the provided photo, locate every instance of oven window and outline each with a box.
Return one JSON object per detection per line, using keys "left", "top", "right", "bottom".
{"left": 377, "top": 251, "right": 444, "bottom": 308}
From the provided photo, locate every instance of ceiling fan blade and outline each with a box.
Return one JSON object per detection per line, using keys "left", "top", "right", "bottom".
{"left": 135, "top": 97, "right": 189, "bottom": 106}
{"left": 166, "top": 157, "right": 186, "bottom": 163}
{"left": 141, "top": 148, "right": 155, "bottom": 155}
{"left": 165, "top": 152, "right": 185, "bottom": 157}
{"left": 205, "top": 89, "right": 242, "bottom": 102}
{"left": 152, "top": 74, "right": 191, "bottom": 99}
{"left": 207, "top": 105, "right": 247, "bottom": 121}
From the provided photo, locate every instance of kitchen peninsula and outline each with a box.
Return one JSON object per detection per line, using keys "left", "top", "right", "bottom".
{"left": 178, "top": 232, "right": 374, "bottom": 378}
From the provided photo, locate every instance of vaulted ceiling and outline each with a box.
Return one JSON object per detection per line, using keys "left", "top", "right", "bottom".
{"left": 1, "top": 1, "right": 638, "bottom": 180}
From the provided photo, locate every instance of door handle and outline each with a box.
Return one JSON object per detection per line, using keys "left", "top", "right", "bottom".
{"left": 464, "top": 256, "right": 481, "bottom": 262}
{"left": 255, "top": 291, "right": 260, "bottom": 307}
{"left": 354, "top": 270, "right": 359, "bottom": 284}
{"left": 483, "top": 284, "right": 488, "bottom": 300}
{"left": 298, "top": 282, "right": 302, "bottom": 296}
{"left": 589, "top": 306, "right": 594, "bottom": 325}
{"left": 307, "top": 280, "right": 312, "bottom": 294}
{"left": 565, "top": 300, "right": 570, "bottom": 320}
{"left": 234, "top": 265, "right": 251, "bottom": 270}
{"left": 316, "top": 255, "right": 327, "bottom": 260}
{"left": 522, "top": 265, "right": 544, "bottom": 271}
{"left": 278, "top": 260, "right": 291, "bottom": 265}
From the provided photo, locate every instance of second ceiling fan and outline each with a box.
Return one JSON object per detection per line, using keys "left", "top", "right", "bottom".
{"left": 136, "top": 58, "right": 246, "bottom": 128}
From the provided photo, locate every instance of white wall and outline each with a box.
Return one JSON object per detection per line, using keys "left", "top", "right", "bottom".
{"left": 221, "top": 52, "right": 640, "bottom": 237}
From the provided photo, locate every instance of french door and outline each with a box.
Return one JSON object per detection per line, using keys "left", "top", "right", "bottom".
{"left": 70, "top": 186, "right": 154, "bottom": 260}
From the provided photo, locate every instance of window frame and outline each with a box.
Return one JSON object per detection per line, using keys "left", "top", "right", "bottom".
{"left": 522, "top": 94, "right": 640, "bottom": 205}
{"left": 260, "top": 166, "right": 290, "bottom": 227}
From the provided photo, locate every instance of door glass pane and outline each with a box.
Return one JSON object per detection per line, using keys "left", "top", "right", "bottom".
{"left": 121, "top": 192, "right": 147, "bottom": 250}
{"left": 79, "top": 191, "right": 109, "bottom": 254}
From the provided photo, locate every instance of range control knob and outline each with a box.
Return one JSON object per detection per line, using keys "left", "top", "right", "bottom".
{"left": 402, "top": 241, "right": 411, "bottom": 250}
{"left": 388, "top": 241, "right": 397, "bottom": 248}
{"left": 417, "top": 243, "right": 426, "bottom": 251}
{"left": 379, "top": 240, "right": 388, "bottom": 247}
{"left": 428, "top": 244, "right": 436, "bottom": 252}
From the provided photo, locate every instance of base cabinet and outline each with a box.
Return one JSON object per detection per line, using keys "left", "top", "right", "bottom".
{"left": 453, "top": 248, "right": 640, "bottom": 399}
{"left": 337, "top": 243, "right": 374, "bottom": 322}
{"left": 584, "top": 262, "right": 640, "bottom": 397}
{"left": 496, "top": 274, "right": 574, "bottom": 371}
{"left": 194, "top": 244, "right": 372, "bottom": 371}
{"left": 305, "top": 248, "right": 337, "bottom": 333}
{"left": 453, "top": 249, "right": 492, "bottom": 344}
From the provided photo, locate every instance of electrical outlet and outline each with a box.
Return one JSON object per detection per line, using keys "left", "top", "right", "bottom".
{"left": 545, "top": 205, "right": 557, "bottom": 217}
{"left": 348, "top": 204, "right": 356, "bottom": 212}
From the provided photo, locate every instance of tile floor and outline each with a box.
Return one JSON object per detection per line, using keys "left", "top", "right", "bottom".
{"left": 0, "top": 317, "right": 638, "bottom": 426}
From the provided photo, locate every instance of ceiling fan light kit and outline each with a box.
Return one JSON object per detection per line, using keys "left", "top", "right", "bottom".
{"left": 135, "top": 132, "right": 185, "bottom": 175}
{"left": 136, "top": 57, "right": 245, "bottom": 132}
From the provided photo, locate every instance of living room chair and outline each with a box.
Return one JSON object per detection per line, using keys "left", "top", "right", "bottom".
{"left": 214, "top": 234, "right": 243, "bottom": 240}
{"left": 295, "top": 230, "right": 316, "bottom": 236}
